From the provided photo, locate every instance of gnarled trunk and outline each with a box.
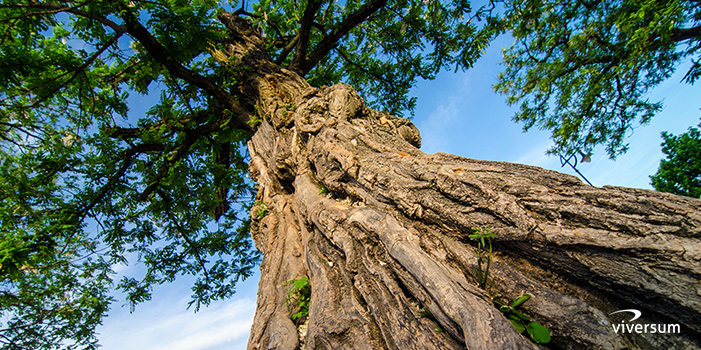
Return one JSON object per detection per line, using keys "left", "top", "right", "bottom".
{"left": 219, "top": 16, "right": 701, "bottom": 350}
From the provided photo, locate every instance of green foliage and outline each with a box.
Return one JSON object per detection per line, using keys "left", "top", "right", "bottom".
{"left": 318, "top": 183, "right": 329, "bottom": 196}
{"left": 254, "top": 201, "right": 269, "bottom": 218}
{"left": 494, "top": 294, "right": 551, "bottom": 344}
{"left": 650, "top": 120, "right": 701, "bottom": 198}
{"left": 493, "top": 0, "right": 701, "bottom": 158}
{"left": 285, "top": 276, "right": 311, "bottom": 321}
{"left": 469, "top": 227, "right": 496, "bottom": 291}
{"left": 1, "top": 1, "right": 260, "bottom": 348}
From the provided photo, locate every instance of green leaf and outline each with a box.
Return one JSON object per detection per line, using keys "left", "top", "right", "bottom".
{"left": 526, "top": 322, "right": 551, "bottom": 343}
{"left": 508, "top": 316, "right": 526, "bottom": 333}
{"left": 495, "top": 0, "right": 699, "bottom": 158}
{"left": 294, "top": 276, "right": 309, "bottom": 290}
{"left": 651, "top": 121, "right": 701, "bottom": 198}
{"left": 511, "top": 294, "right": 531, "bottom": 308}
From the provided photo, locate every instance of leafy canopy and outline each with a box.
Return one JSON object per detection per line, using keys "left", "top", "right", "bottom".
{"left": 493, "top": 0, "right": 701, "bottom": 158}
{"left": 650, "top": 119, "right": 701, "bottom": 198}
{"left": 0, "top": 0, "right": 496, "bottom": 348}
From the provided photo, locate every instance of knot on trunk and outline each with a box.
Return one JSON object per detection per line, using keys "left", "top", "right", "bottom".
{"left": 327, "top": 83, "right": 364, "bottom": 121}
{"left": 398, "top": 124, "right": 421, "bottom": 148}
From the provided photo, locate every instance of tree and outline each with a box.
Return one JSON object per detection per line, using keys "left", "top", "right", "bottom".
{"left": 0, "top": 1, "right": 699, "bottom": 350}
{"left": 650, "top": 120, "right": 701, "bottom": 197}
{"left": 494, "top": 0, "right": 701, "bottom": 159}
{"left": 0, "top": 0, "right": 496, "bottom": 348}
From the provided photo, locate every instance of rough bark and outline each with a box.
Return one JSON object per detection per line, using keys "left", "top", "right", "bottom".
{"left": 218, "top": 17, "right": 701, "bottom": 350}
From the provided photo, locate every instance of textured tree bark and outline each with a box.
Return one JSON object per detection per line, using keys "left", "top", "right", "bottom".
{"left": 219, "top": 16, "right": 701, "bottom": 350}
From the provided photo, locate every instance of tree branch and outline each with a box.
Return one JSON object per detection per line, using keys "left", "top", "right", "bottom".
{"left": 6, "top": 1, "right": 253, "bottom": 131}
{"left": 334, "top": 47, "right": 393, "bottom": 86}
{"left": 301, "top": 0, "right": 388, "bottom": 75}
{"left": 289, "top": 0, "right": 325, "bottom": 73}
{"left": 15, "top": 34, "right": 122, "bottom": 109}
{"left": 3, "top": 2, "right": 127, "bottom": 33}
{"left": 51, "top": 142, "right": 165, "bottom": 255}
{"left": 82, "top": 143, "right": 165, "bottom": 215}
{"left": 138, "top": 135, "right": 197, "bottom": 201}
{"left": 671, "top": 24, "right": 701, "bottom": 42}
{"left": 136, "top": 114, "right": 233, "bottom": 201}
{"left": 157, "top": 190, "right": 212, "bottom": 285}
{"left": 116, "top": 4, "right": 253, "bottom": 131}
{"left": 274, "top": 35, "right": 299, "bottom": 65}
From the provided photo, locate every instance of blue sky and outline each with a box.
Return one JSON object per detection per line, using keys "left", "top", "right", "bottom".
{"left": 96, "top": 34, "right": 701, "bottom": 350}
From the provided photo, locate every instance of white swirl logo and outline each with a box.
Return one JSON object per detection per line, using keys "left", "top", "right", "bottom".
{"left": 608, "top": 309, "right": 642, "bottom": 322}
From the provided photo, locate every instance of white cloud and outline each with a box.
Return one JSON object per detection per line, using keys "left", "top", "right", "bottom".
{"left": 512, "top": 140, "right": 555, "bottom": 168}
{"left": 98, "top": 293, "right": 256, "bottom": 350}
{"left": 150, "top": 298, "right": 255, "bottom": 350}
{"left": 416, "top": 100, "right": 461, "bottom": 154}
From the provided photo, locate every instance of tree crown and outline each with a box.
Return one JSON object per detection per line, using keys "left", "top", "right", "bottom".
{"left": 494, "top": 0, "right": 701, "bottom": 158}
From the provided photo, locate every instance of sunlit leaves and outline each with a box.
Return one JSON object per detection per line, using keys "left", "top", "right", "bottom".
{"left": 650, "top": 120, "right": 701, "bottom": 198}
{"left": 494, "top": 0, "right": 700, "bottom": 158}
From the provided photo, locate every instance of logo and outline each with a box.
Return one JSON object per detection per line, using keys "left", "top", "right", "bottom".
{"left": 608, "top": 309, "right": 680, "bottom": 334}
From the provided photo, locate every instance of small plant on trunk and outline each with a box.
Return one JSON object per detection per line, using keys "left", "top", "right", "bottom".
{"left": 418, "top": 308, "right": 445, "bottom": 332}
{"left": 469, "top": 227, "right": 496, "bottom": 292}
{"left": 285, "top": 277, "right": 311, "bottom": 321}
{"left": 254, "top": 201, "right": 268, "bottom": 219}
{"left": 494, "top": 294, "right": 551, "bottom": 344}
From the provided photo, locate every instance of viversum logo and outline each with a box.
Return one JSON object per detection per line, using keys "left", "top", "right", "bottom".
{"left": 609, "top": 309, "right": 681, "bottom": 334}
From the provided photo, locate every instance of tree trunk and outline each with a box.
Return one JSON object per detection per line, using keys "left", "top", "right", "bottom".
{"left": 219, "top": 16, "right": 701, "bottom": 350}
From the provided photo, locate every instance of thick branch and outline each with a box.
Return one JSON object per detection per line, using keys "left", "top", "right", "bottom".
{"left": 106, "top": 106, "right": 225, "bottom": 139}
{"left": 671, "top": 24, "right": 701, "bottom": 42}
{"left": 116, "top": 5, "right": 253, "bottom": 131}
{"left": 301, "top": 0, "right": 388, "bottom": 75}
{"left": 289, "top": 0, "right": 325, "bottom": 73}
{"left": 136, "top": 113, "right": 236, "bottom": 200}
{"left": 274, "top": 35, "right": 299, "bottom": 66}
{"left": 6, "top": 1, "right": 253, "bottom": 132}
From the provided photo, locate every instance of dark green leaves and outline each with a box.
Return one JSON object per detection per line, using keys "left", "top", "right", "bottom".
{"left": 494, "top": 0, "right": 701, "bottom": 158}
{"left": 1, "top": 1, "right": 259, "bottom": 348}
{"left": 494, "top": 294, "right": 551, "bottom": 344}
{"left": 651, "top": 120, "right": 701, "bottom": 198}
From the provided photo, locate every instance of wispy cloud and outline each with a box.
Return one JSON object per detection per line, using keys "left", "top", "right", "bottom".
{"left": 512, "top": 140, "right": 555, "bottom": 168}
{"left": 99, "top": 293, "right": 256, "bottom": 350}
{"left": 416, "top": 100, "right": 461, "bottom": 154}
